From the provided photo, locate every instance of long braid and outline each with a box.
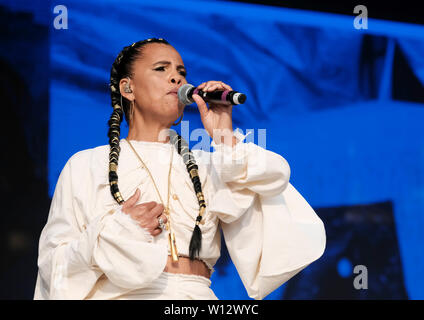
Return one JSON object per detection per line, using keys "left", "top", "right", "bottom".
{"left": 108, "top": 38, "right": 206, "bottom": 260}
{"left": 108, "top": 43, "right": 139, "bottom": 204}
{"left": 108, "top": 39, "right": 169, "bottom": 204}
{"left": 169, "top": 130, "right": 206, "bottom": 260}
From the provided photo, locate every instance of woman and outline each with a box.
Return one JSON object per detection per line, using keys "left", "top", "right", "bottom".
{"left": 34, "top": 38, "right": 326, "bottom": 300}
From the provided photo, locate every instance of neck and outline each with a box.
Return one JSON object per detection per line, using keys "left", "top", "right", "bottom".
{"left": 126, "top": 114, "right": 172, "bottom": 143}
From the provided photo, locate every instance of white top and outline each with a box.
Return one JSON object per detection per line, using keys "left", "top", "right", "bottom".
{"left": 34, "top": 131, "right": 326, "bottom": 300}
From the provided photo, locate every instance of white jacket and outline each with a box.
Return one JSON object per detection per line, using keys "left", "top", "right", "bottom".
{"left": 34, "top": 131, "right": 326, "bottom": 300}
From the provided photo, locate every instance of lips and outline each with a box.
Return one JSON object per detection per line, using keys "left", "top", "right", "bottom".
{"left": 168, "top": 87, "right": 179, "bottom": 95}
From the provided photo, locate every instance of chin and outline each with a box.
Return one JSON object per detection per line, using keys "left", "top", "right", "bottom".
{"left": 159, "top": 105, "right": 180, "bottom": 122}
{"left": 162, "top": 98, "right": 183, "bottom": 117}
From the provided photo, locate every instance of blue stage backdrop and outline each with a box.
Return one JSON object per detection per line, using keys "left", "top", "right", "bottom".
{"left": 2, "top": 0, "right": 423, "bottom": 299}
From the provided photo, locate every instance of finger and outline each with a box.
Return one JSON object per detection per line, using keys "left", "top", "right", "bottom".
{"left": 135, "top": 201, "right": 157, "bottom": 212}
{"left": 149, "top": 203, "right": 164, "bottom": 218}
{"left": 205, "top": 81, "right": 232, "bottom": 92}
{"left": 192, "top": 94, "right": 208, "bottom": 118}
{"left": 122, "top": 188, "right": 140, "bottom": 210}
{"left": 204, "top": 84, "right": 217, "bottom": 91}
{"left": 205, "top": 84, "right": 224, "bottom": 92}
{"left": 203, "top": 81, "right": 218, "bottom": 91}
{"left": 222, "top": 83, "right": 233, "bottom": 91}
{"left": 151, "top": 228, "right": 162, "bottom": 237}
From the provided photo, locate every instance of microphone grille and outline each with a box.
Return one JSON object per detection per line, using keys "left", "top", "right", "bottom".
{"left": 178, "top": 84, "right": 194, "bottom": 105}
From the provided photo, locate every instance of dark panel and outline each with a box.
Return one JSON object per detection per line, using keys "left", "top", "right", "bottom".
{"left": 283, "top": 201, "right": 408, "bottom": 299}
{"left": 392, "top": 44, "right": 424, "bottom": 104}
{"left": 0, "top": 5, "right": 51, "bottom": 299}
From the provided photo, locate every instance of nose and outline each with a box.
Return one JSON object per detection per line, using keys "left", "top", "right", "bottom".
{"left": 170, "top": 70, "right": 184, "bottom": 85}
{"left": 170, "top": 77, "right": 182, "bottom": 85}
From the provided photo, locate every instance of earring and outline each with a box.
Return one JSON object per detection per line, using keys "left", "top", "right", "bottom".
{"left": 124, "top": 77, "right": 132, "bottom": 93}
{"left": 172, "top": 113, "right": 183, "bottom": 126}
{"left": 124, "top": 82, "right": 132, "bottom": 93}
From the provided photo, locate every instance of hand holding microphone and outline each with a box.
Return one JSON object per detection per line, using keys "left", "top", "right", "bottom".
{"left": 180, "top": 80, "right": 242, "bottom": 147}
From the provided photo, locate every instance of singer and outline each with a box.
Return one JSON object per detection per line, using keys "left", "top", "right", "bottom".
{"left": 34, "top": 38, "right": 326, "bottom": 300}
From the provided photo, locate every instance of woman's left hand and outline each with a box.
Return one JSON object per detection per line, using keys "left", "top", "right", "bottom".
{"left": 192, "top": 81, "right": 237, "bottom": 146}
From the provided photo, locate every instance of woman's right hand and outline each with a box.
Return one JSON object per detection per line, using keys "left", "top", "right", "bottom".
{"left": 121, "top": 189, "right": 168, "bottom": 236}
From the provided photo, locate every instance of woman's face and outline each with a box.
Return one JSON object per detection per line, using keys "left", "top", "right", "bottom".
{"left": 123, "top": 43, "right": 188, "bottom": 125}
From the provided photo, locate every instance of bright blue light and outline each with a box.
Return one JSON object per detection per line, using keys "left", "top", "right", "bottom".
{"left": 337, "top": 257, "right": 353, "bottom": 278}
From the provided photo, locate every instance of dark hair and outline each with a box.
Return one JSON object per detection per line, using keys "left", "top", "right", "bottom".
{"left": 108, "top": 38, "right": 205, "bottom": 260}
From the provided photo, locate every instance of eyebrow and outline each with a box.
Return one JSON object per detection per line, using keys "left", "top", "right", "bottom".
{"left": 152, "top": 60, "right": 186, "bottom": 70}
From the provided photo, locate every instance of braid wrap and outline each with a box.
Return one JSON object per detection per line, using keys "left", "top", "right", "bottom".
{"left": 169, "top": 130, "right": 206, "bottom": 260}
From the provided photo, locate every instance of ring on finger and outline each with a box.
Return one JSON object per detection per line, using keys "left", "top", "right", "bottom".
{"left": 158, "top": 216, "right": 166, "bottom": 230}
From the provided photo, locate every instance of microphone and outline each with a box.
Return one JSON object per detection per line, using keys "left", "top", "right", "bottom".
{"left": 178, "top": 84, "right": 246, "bottom": 106}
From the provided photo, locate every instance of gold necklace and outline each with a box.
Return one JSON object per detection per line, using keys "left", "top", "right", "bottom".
{"left": 125, "top": 139, "right": 179, "bottom": 262}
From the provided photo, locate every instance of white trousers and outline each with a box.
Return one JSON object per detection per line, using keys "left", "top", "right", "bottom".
{"left": 116, "top": 272, "right": 218, "bottom": 300}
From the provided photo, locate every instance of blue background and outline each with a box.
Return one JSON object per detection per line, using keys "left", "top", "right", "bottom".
{"left": 1, "top": 0, "right": 423, "bottom": 299}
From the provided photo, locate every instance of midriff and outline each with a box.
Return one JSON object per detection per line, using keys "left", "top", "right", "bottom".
{"left": 163, "top": 255, "right": 211, "bottom": 279}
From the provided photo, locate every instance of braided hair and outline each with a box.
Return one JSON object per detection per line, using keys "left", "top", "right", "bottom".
{"left": 108, "top": 38, "right": 205, "bottom": 260}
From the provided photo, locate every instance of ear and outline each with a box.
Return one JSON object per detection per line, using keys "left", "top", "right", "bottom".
{"left": 119, "top": 78, "right": 135, "bottom": 101}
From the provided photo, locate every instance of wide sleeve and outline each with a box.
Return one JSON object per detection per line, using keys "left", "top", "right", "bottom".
{"left": 34, "top": 154, "right": 168, "bottom": 300}
{"left": 207, "top": 130, "right": 326, "bottom": 300}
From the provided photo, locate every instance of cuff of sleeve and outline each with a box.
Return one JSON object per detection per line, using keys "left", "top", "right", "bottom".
{"left": 75, "top": 206, "right": 153, "bottom": 271}
{"left": 211, "top": 130, "right": 252, "bottom": 183}
{"left": 111, "top": 206, "right": 154, "bottom": 243}
{"left": 210, "top": 129, "right": 251, "bottom": 152}
{"left": 91, "top": 206, "right": 168, "bottom": 289}
{"left": 66, "top": 210, "right": 112, "bottom": 273}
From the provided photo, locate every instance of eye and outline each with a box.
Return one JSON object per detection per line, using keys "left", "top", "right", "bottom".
{"left": 154, "top": 66, "right": 187, "bottom": 77}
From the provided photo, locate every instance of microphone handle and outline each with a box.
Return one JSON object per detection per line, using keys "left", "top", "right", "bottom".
{"left": 190, "top": 87, "right": 246, "bottom": 105}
